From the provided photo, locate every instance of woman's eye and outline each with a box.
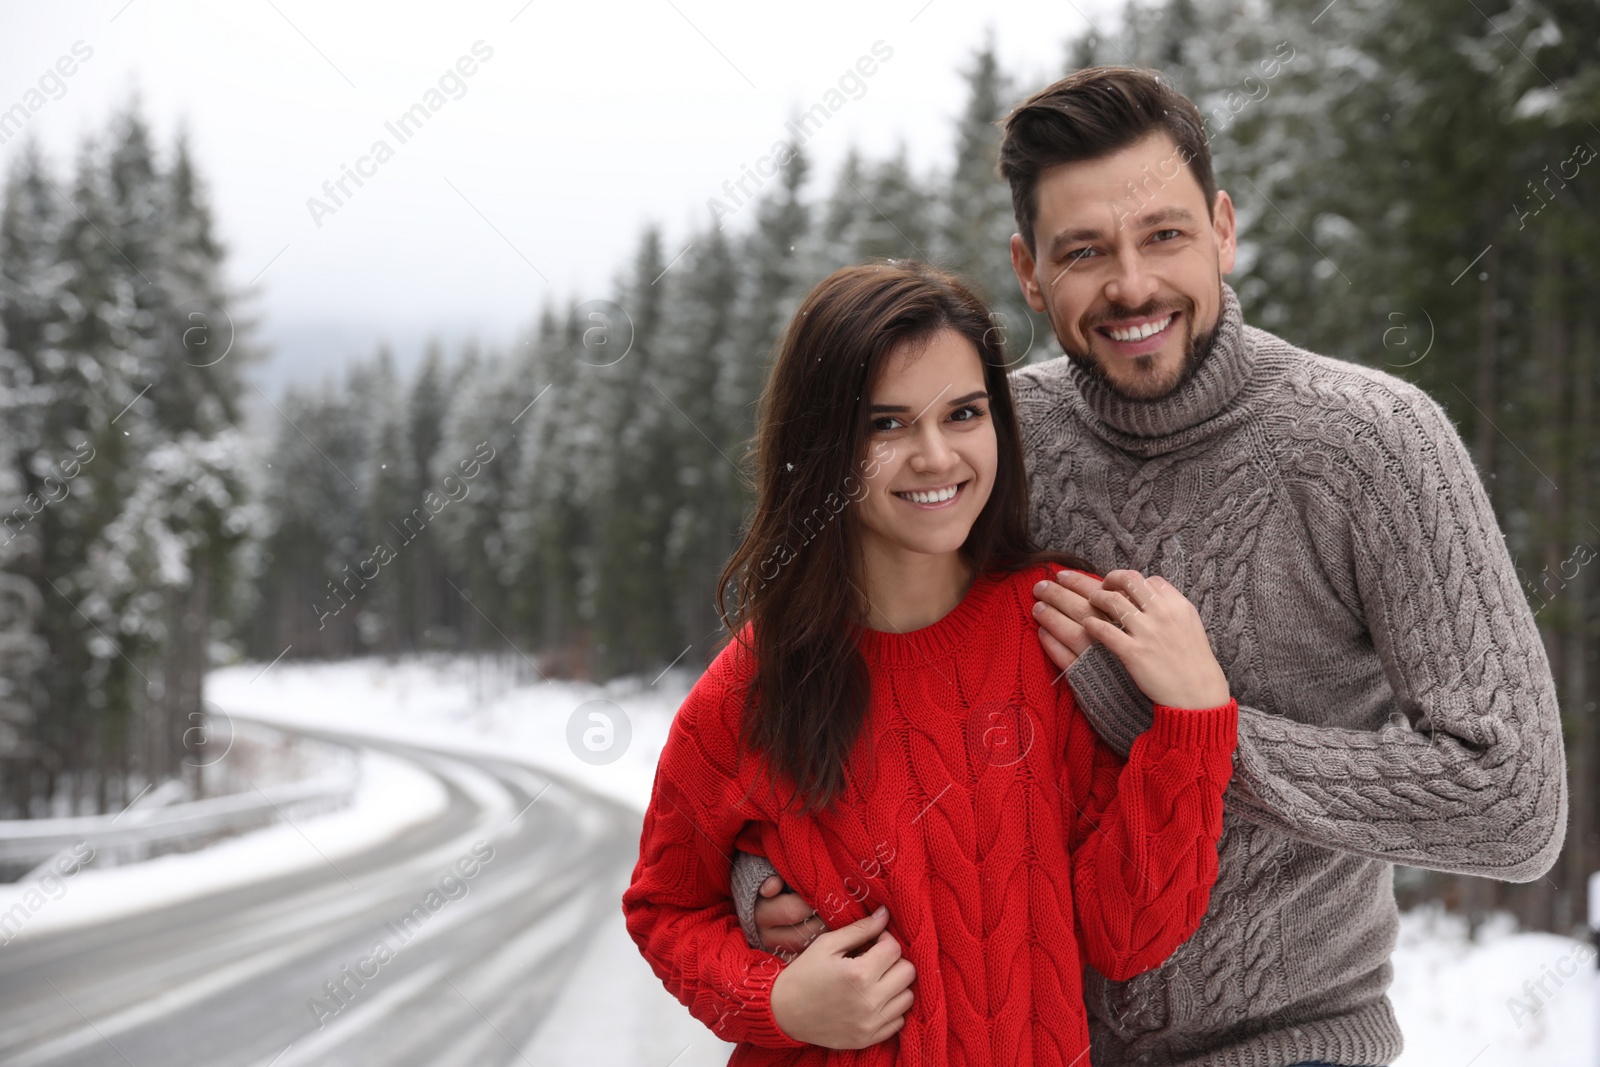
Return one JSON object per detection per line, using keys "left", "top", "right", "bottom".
{"left": 870, "top": 416, "right": 902, "bottom": 433}
{"left": 949, "top": 405, "right": 986, "bottom": 423}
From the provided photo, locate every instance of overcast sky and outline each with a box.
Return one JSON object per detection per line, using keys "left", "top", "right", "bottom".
{"left": 0, "top": 0, "right": 1123, "bottom": 394}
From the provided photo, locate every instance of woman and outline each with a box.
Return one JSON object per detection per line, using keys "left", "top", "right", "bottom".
{"left": 622, "top": 261, "right": 1238, "bottom": 1065}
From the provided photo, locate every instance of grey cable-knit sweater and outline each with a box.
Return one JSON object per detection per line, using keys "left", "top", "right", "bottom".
{"left": 729, "top": 282, "right": 1567, "bottom": 1066}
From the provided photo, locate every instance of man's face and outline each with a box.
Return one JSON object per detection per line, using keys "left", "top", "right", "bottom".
{"left": 1009, "top": 131, "right": 1237, "bottom": 400}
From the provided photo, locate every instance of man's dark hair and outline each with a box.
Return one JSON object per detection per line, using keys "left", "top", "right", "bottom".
{"left": 998, "top": 66, "right": 1216, "bottom": 253}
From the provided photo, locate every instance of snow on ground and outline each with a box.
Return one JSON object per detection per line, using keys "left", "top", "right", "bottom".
{"left": 207, "top": 653, "right": 694, "bottom": 813}
{"left": 0, "top": 747, "right": 446, "bottom": 942}
{"left": 1389, "top": 906, "right": 1596, "bottom": 1067}
{"left": 208, "top": 654, "right": 735, "bottom": 1063}
{"left": 9, "top": 653, "right": 1593, "bottom": 1064}
{"left": 208, "top": 653, "right": 1599, "bottom": 1067}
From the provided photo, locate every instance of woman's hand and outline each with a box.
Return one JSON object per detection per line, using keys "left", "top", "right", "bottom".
{"left": 1036, "top": 569, "right": 1230, "bottom": 709}
{"left": 769, "top": 905, "right": 915, "bottom": 1049}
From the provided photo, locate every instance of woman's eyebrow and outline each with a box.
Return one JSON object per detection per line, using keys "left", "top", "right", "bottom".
{"left": 868, "top": 390, "right": 989, "bottom": 414}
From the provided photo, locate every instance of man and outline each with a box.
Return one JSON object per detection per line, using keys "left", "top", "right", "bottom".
{"left": 731, "top": 66, "right": 1567, "bottom": 1066}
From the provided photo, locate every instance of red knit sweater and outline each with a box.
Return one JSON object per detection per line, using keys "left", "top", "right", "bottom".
{"left": 623, "top": 564, "right": 1237, "bottom": 1066}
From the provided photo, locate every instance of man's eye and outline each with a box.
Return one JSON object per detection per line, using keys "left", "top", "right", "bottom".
{"left": 1064, "top": 247, "right": 1097, "bottom": 262}
{"left": 1151, "top": 228, "right": 1182, "bottom": 242}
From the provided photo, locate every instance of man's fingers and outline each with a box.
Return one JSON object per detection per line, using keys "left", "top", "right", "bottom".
{"left": 1034, "top": 574, "right": 1099, "bottom": 623}
{"left": 762, "top": 923, "right": 815, "bottom": 956}
{"left": 1038, "top": 625, "right": 1079, "bottom": 672}
{"left": 1032, "top": 590, "right": 1100, "bottom": 654}
{"left": 758, "top": 874, "right": 785, "bottom": 897}
{"left": 1081, "top": 614, "right": 1135, "bottom": 656}
{"left": 756, "top": 888, "right": 819, "bottom": 929}
{"left": 755, "top": 887, "right": 824, "bottom": 955}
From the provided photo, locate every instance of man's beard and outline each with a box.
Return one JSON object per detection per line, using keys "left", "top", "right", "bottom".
{"left": 1057, "top": 294, "right": 1219, "bottom": 402}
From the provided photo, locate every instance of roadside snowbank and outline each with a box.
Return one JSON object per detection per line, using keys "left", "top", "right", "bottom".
{"left": 208, "top": 654, "right": 692, "bottom": 812}
{"left": 0, "top": 747, "right": 445, "bottom": 942}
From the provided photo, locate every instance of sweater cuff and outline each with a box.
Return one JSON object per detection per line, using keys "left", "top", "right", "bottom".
{"left": 1149, "top": 698, "right": 1239, "bottom": 751}
{"left": 1066, "top": 642, "right": 1154, "bottom": 757}
{"left": 721, "top": 953, "right": 807, "bottom": 1049}
{"left": 731, "top": 850, "right": 780, "bottom": 949}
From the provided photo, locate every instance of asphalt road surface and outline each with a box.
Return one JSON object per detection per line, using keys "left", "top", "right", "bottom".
{"left": 0, "top": 722, "right": 648, "bottom": 1067}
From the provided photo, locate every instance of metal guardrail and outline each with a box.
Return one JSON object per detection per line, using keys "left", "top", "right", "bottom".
{"left": 0, "top": 768, "right": 358, "bottom": 872}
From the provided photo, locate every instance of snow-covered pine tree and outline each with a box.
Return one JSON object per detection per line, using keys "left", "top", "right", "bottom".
{"left": 587, "top": 227, "right": 673, "bottom": 678}
{"left": 0, "top": 142, "right": 66, "bottom": 815}
{"left": 430, "top": 338, "right": 528, "bottom": 655}
{"left": 938, "top": 38, "right": 1053, "bottom": 365}
{"left": 652, "top": 221, "right": 740, "bottom": 668}
{"left": 353, "top": 346, "right": 415, "bottom": 654}
{"left": 401, "top": 341, "right": 454, "bottom": 651}
{"left": 852, "top": 149, "right": 935, "bottom": 264}
{"left": 0, "top": 109, "right": 253, "bottom": 814}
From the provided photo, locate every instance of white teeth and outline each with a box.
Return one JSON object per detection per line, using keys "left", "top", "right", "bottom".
{"left": 1106, "top": 314, "right": 1174, "bottom": 342}
{"left": 896, "top": 485, "right": 959, "bottom": 504}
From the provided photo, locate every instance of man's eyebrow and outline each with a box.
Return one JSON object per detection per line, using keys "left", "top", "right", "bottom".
{"left": 1046, "top": 226, "right": 1106, "bottom": 258}
{"left": 1132, "top": 206, "right": 1200, "bottom": 230}
{"left": 868, "top": 390, "right": 989, "bottom": 414}
{"left": 1045, "top": 206, "right": 1201, "bottom": 258}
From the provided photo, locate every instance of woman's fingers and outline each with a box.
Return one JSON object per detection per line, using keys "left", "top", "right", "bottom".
{"left": 880, "top": 956, "right": 917, "bottom": 995}
{"left": 866, "top": 1011, "right": 908, "bottom": 1045}
{"left": 821, "top": 906, "right": 890, "bottom": 957}
{"left": 1085, "top": 585, "right": 1143, "bottom": 631}
{"left": 1080, "top": 613, "right": 1135, "bottom": 656}
{"left": 857, "top": 929, "right": 906, "bottom": 982}
{"left": 1045, "top": 569, "right": 1115, "bottom": 621}
{"left": 1101, "top": 568, "right": 1158, "bottom": 610}
{"left": 880, "top": 987, "right": 915, "bottom": 1020}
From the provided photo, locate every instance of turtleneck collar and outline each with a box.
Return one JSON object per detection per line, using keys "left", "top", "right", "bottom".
{"left": 1065, "top": 281, "right": 1257, "bottom": 457}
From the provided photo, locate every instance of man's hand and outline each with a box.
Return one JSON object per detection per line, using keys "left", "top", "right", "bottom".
{"left": 1050, "top": 569, "right": 1230, "bottom": 709}
{"left": 755, "top": 874, "right": 827, "bottom": 957}
{"left": 769, "top": 905, "right": 915, "bottom": 1049}
{"left": 1032, "top": 568, "right": 1114, "bottom": 671}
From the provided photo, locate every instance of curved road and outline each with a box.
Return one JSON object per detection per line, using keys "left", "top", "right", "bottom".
{"left": 0, "top": 722, "right": 646, "bottom": 1066}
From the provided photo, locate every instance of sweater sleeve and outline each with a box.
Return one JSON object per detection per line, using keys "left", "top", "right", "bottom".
{"left": 621, "top": 658, "right": 806, "bottom": 1050}
{"left": 1063, "top": 691, "right": 1237, "bottom": 982}
{"left": 731, "top": 849, "right": 782, "bottom": 949}
{"left": 1064, "top": 381, "right": 1568, "bottom": 882}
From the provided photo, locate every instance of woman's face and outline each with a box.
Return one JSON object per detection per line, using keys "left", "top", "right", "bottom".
{"left": 856, "top": 328, "right": 998, "bottom": 568}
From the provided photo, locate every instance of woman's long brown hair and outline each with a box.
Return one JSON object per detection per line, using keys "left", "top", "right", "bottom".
{"left": 716, "top": 260, "right": 1089, "bottom": 813}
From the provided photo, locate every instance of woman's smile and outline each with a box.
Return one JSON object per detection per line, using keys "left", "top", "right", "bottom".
{"left": 892, "top": 480, "right": 967, "bottom": 508}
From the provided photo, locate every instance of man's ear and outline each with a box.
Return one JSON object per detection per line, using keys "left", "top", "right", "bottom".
{"left": 1010, "top": 233, "right": 1047, "bottom": 313}
{"left": 1211, "top": 190, "right": 1237, "bottom": 276}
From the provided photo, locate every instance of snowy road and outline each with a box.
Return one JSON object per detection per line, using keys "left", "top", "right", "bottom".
{"left": 0, "top": 724, "right": 645, "bottom": 1067}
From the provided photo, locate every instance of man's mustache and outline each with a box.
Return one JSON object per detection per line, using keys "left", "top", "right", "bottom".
{"left": 1083, "top": 299, "right": 1191, "bottom": 331}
